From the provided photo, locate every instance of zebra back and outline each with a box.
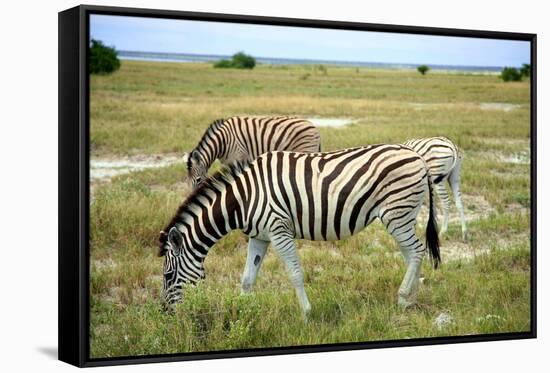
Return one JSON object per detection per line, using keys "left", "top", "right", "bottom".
{"left": 240, "top": 146, "right": 431, "bottom": 242}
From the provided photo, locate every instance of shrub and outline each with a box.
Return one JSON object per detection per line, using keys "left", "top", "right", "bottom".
{"left": 213, "top": 52, "right": 256, "bottom": 69}
{"left": 417, "top": 65, "right": 429, "bottom": 75}
{"left": 213, "top": 59, "right": 233, "bottom": 68}
{"left": 89, "top": 39, "right": 120, "bottom": 74}
{"left": 500, "top": 67, "right": 522, "bottom": 82}
{"left": 231, "top": 52, "right": 256, "bottom": 69}
{"left": 316, "top": 64, "right": 328, "bottom": 75}
{"left": 520, "top": 64, "right": 531, "bottom": 78}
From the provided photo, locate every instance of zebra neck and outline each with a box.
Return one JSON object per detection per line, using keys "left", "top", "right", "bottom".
{"left": 194, "top": 126, "right": 227, "bottom": 168}
{"left": 177, "top": 179, "right": 247, "bottom": 255}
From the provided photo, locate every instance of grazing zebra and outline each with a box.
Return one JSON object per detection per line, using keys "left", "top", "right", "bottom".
{"left": 182, "top": 116, "right": 321, "bottom": 189}
{"left": 159, "top": 145, "right": 440, "bottom": 315}
{"left": 403, "top": 137, "right": 467, "bottom": 241}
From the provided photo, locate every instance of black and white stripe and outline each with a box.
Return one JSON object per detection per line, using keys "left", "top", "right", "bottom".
{"left": 183, "top": 116, "right": 321, "bottom": 189}
{"left": 403, "top": 137, "right": 467, "bottom": 240}
{"left": 159, "top": 145, "right": 440, "bottom": 314}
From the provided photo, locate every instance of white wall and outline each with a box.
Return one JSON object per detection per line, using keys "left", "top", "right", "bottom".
{"left": 0, "top": 0, "right": 546, "bottom": 371}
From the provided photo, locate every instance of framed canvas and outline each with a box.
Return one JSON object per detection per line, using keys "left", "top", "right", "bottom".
{"left": 58, "top": 4, "right": 537, "bottom": 367}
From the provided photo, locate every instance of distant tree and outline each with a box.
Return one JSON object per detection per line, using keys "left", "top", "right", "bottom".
{"left": 417, "top": 65, "right": 430, "bottom": 75}
{"left": 520, "top": 63, "right": 531, "bottom": 78}
{"left": 231, "top": 52, "right": 256, "bottom": 69}
{"left": 500, "top": 67, "right": 522, "bottom": 82}
{"left": 89, "top": 39, "right": 120, "bottom": 74}
{"left": 213, "top": 52, "right": 256, "bottom": 69}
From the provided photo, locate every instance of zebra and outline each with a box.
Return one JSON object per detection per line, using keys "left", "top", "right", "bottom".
{"left": 158, "top": 145, "right": 440, "bottom": 316}
{"left": 182, "top": 116, "right": 321, "bottom": 189}
{"left": 403, "top": 137, "right": 467, "bottom": 241}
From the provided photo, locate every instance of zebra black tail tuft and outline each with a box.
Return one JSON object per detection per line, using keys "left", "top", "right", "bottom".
{"left": 426, "top": 172, "right": 441, "bottom": 269}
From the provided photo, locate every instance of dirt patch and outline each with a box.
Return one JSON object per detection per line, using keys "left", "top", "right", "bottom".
{"left": 442, "top": 231, "right": 529, "bottom": 262}
{"left": 479, "top": 148, "right": 531, "bottom": 165}
{"left": 418, "top": 193, "right": 496, "bottom": 226}
{"left": 91, "top": 154, "right": 182, "bottom": 181}
{"left": 89, "top": 154, "right": 183, "bottom": 202}
{"left": 500, "top": 150, "right": 530, "bottom": 165}
{"left": 470, "top": 148, "right": 531, "bottom": 166}
{"left": 441, "top": 241, "right": 488, "bottom": 261}
{"left": 479, "top": 103, "right": 522, "bottom": 112}
{"left": 409, "top": 103, "right": 445, "bottom": 111}
{"left": 306, "top": 117, "right": 356, "bottom": 128}
{"left": 408, "top": 102, "right": 522, "bottom": 112}
{"left": 477, "top": 138, "right": 529, "bottom": 147}
{"left": 417, "top": 193, "right": 529, "bottom": 262}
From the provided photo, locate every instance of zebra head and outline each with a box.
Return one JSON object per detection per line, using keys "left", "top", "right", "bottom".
{"left": 158, "top": 227, "right": 205, "bottom": 311}
{"left": 183, "top": 151, "right": 207, "bottom": 189}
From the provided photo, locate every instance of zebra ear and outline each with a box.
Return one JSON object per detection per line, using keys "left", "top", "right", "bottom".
{"left": 157, "top": 230, "right": 169, "bottom": 257}
{"left": 182, "top": 152, "right": 189, "bottom": 164}
{"left": 168, "top": 227, "right": 183, "bottom": 255}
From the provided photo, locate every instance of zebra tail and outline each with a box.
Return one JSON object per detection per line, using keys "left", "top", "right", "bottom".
{"left": 426, "top": 170, "right": 441, "bottom": 269}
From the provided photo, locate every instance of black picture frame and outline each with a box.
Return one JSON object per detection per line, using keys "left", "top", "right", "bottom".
{"left": 58, "top": 4, "right": 537, "bottom": 367}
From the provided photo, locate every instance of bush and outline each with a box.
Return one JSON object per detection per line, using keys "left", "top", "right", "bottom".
{"left": 316, "top": 64, "right": 328, "bottom": 75}
{"left": 231, "top": 52, "right": 256, "bottom": 69}
{"left": 417, "top": 65, "right": 429, "bottom": 75}
{"left": 520, "top": 64, "right": 531, "bottom": 78}
{"left": 500, "top": 67, "right": 522, "bottom": 82}
{"left": 90, "top": 39, "right": 120, "bottom": 74}
{"left": 213, "top": 59, "right": 233, "bottom": 68}
{"left": 213, "top": 52, "right": 256, "bottom": 69}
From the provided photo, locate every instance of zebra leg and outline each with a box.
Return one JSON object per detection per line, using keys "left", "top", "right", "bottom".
{"left": 435, "top": 181, "right": 451, "bottom": 236}
{"left": 271, "top": 234, "right": 311, "bottom": 316}
{"left": 382, "top": 214, "right": 424, "bottom": 308}
{"left": 448, "top": 161, "right": 468, "bottom": 241}
{"left": 397, "top": 231, "right": 425, "bottom": 308}
{"left": 241, "top": 238, "right": 269, "bottom": 294}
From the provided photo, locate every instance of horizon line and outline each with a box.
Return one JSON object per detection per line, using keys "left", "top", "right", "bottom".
{"left": 117, "top": 50, "right": 522, "bottom": 70}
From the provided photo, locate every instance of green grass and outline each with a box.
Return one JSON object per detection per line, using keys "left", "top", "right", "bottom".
{"left": 90, "top": 60, "right": 531, "bottom": 358}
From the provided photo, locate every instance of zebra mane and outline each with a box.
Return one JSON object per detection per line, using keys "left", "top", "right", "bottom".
{"left": 158, "top": 160, "right": 250, "bottom": 256}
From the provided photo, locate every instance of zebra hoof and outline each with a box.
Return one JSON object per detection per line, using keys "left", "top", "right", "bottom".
{"left": 299, "top": 302, "right": 312, "bottom": 322}
{"left": 302, "top": 309, "right": 312, "bottom": 323}
{"left": 398, "top": 295, "right": 417, "bottom": 309}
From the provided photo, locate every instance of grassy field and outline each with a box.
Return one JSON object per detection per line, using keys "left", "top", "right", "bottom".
{"left": 89, "top": 60, "right": 531, "bottom": 358}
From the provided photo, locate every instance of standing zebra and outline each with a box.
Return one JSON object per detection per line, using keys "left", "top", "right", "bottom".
{"left": 159, "top": 145, "right": 440, "bottom": 315}
{"left": 403, "top": 137, "right": 467, "bottom": 241}
{"left": 182, "top": 116, "right": 321, "bottom": 189}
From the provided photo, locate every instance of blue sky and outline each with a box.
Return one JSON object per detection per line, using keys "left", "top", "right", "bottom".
{"left": 90, "top": 15, "right": 530, "bottom": 67}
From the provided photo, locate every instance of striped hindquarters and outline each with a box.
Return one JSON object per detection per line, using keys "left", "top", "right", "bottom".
{"left": 403, "top": 137, "right": 460, "bottom": 183}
